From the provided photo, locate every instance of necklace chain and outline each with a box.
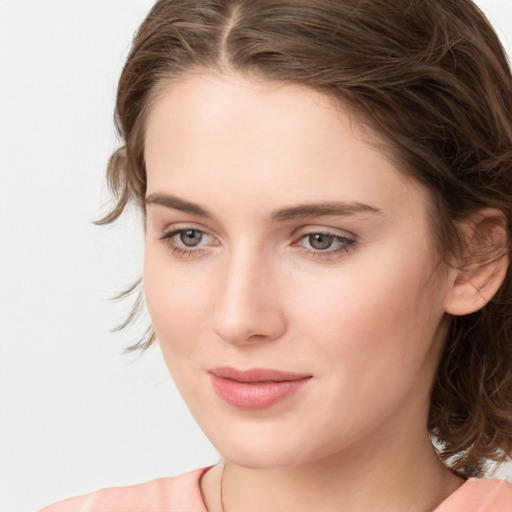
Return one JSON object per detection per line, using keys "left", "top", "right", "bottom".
{"left": 220, "top": 461, "right": 226, "bottom": 512}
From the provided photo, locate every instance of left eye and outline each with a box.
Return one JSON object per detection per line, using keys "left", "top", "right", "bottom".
{"left": 299, "top": 232, "right": 354, "bottom": 252}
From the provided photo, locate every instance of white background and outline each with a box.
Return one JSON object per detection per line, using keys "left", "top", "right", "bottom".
{"left": 0, "top": 1, "right": 511, "bottom": 511}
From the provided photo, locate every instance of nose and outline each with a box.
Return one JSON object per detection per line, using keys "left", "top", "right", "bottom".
{"left": 212, "top": 246, "right": 287, "bottom": 345}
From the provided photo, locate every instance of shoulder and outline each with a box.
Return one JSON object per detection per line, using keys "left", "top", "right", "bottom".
{"left": 436, "top": 478, "right": 512, "bottom": 512}
{"left": 38, "top": 467, "right": 211, "bottom": 512}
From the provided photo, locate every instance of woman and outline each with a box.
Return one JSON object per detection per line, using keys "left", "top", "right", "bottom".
{"left": 41, "top": 0, "right": 512, "bottom": 510}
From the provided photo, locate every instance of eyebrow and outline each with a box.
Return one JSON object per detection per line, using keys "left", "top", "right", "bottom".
{"left": 146, "top": 193, "right": 211, "bottom": 217}
{"left": 271, "top": 201, "right": 381, "bottom": 221}
{"left": 145, "top": 193, "right": 381, "bottom": 221}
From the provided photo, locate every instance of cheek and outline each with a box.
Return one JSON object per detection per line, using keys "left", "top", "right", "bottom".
{"left": 143, "top": 247, "right": 214, "bottom": 355}
{"left": 280, "top": 256, "right": 445, "bottom": 446}
{"left": 286, "top": 247, "right": 445, "bottom": 380}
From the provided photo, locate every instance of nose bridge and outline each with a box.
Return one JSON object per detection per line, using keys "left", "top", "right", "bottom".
{"left": 212, "top": 241, "right": 285, "bottom": 344}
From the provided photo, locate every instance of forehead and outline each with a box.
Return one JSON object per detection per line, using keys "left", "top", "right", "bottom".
{"left": 143, "top": 72, "right": 429, "bottom": 217}
{"left": 144, "top": 73, "right": 351, "bottom": 161}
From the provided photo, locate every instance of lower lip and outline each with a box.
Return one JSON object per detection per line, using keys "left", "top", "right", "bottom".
{"left": 209, "top": 375, "right": 311, "bottom": 410}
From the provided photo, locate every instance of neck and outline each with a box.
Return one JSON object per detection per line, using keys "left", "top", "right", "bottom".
{"left": 202, "top": 425, "right": 464, "bottom": 512}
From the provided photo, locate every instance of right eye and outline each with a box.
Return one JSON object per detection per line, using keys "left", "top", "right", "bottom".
{"left": 160, "top": 228, "right": 214, "bottom": 256}
{"left": 176, "top": 229, "right": 206, "bottom": 247}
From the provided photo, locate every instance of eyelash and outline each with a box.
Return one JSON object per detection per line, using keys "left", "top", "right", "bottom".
{"left": 159, "top": 228, "right": 356, "bottom": 260}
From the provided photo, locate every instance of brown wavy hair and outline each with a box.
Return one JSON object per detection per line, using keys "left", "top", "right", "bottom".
{"left": 100, "top": 0, "right": 512, "bottom": 476}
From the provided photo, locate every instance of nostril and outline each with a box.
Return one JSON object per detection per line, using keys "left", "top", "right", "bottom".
{"left": 212, "top": 306, "right": 286, "bottom": 346}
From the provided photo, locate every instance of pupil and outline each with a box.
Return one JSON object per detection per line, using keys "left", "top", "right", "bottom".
{"left": 180, "top": 230, "right": 202, "bottom": 247}
{"left": 309, "top": 233, "right": 334, "bottom": 250}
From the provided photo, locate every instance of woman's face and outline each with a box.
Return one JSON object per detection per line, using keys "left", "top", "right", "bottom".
{"left": 143, "top": 72, "right": 453, "bottom": 468}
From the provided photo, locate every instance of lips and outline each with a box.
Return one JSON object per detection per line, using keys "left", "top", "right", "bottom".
{"left": 208, "top": 366, "right": 312, "bottom": 410}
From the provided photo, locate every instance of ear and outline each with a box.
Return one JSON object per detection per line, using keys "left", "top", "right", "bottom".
{"left": 445, "top": 209, "right": 509, "bottom": 316}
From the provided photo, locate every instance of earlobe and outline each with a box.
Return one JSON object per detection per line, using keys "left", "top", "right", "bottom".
{"left": 445, "top": 209, "right": 509, "bottom": 317}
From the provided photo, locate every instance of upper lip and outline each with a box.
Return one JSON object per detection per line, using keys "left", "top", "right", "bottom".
{"left": 209, "top": 366, "right": 311, "bottom": 383}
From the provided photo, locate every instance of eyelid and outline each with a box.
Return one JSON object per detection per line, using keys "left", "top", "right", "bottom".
{"left": 160, "top": 219, "right": 219, "bottom": 238}
{"left": 293, "top": 225, "right": 357, "bottom": 240}
{"left": 159, "top": 219, "right": 216, "bottom": 234}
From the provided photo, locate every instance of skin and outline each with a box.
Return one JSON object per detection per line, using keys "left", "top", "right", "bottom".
{"left": 143, "top": 72, "right": 465, "bottom": 512}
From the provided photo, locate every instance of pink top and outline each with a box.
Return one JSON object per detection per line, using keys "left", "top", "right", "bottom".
{"left": 39, "top": 467, "right": 512, "bottom": 512}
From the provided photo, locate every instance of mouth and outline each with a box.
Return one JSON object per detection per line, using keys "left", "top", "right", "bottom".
{"left": 208, "top": 366, "right": 312, "bottom": 410}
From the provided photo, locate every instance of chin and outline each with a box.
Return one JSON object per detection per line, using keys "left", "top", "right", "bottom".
{"left": 218, "top": 443, "right": 308, "bottom": 469}
{"left": 199, "top": 419, "right": 333, "bottom": 470}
